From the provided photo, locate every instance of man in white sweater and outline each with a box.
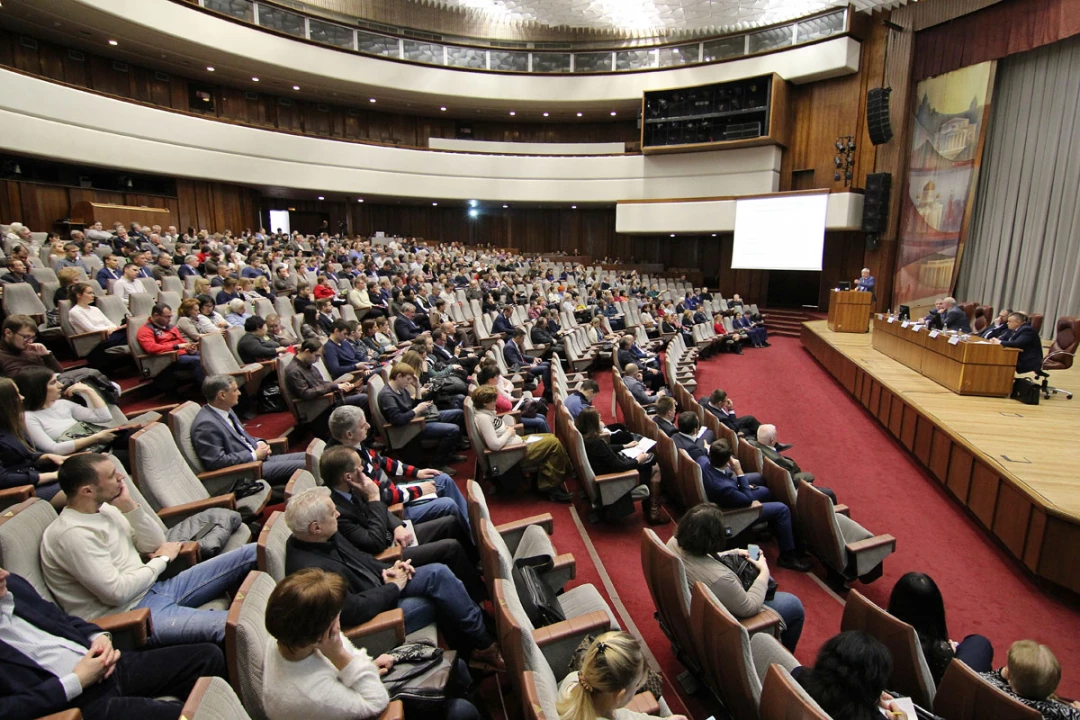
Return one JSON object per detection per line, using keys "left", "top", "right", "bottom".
{"left": 40, "top": 454, "right": 256, "bottom": 645}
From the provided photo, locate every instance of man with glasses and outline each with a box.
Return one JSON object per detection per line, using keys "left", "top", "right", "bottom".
{"left": 0, "top": 315, "right": 63, "bottom": 376}
{"left": 0, "top": 258, "right": 42, "bottom": 294}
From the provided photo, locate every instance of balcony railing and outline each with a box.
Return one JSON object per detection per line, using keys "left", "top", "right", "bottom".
{"left": 196, "top": 0, "right": 850, "bottom": 75}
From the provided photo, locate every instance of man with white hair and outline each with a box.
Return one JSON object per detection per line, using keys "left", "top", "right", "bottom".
{"left": 283, "top": 487, "right": 505, "bottom": 672}
{"left": 224, "top": 299, "right": 251, "bottom": 327}
{"left": 749, "top": 424, "right": 837, "bottom": 502}
{"left": 854, "top": 267, "right": 876, "bottom": 299}
{"left": 941, "top": 297, "right": 972, "bottom": 333}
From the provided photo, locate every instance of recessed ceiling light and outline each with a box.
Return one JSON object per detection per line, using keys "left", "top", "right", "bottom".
{"left": 440, "top": 106, "right": 447, "bottom": 111}
{"left": 571, "top": 205, "right": 577, "bottom": 209}
{"left": 292, "top": 85, "right": 300, "bottom": 90}
{"left": 502, "top": 205, "right": 509, "bottom": 209}
{"left": 432, "top": 202, "right": 438, "bottom": 206}
{"left": 251, "top": 77, "right": 259, "bottom": 82}
{"left": 206, "top": 66, "right": 215, "bottom": 72}
{"left": 108, "top": 39, "right": 119, "bottom": 46}
{"left": 711, "top": 233, "right": 717, "bottom": 237}
{"left": 543, "top": 112, "right": 550, "bottom": 117}
{"left": 468, "top": 200, "right": 478, "bottom": 207}
{"left": 369, "top": 98, "right": 376, "bottom": 103}
{"left": 357, "top": 198, "right": 364, "bottom": 203}
{"left": 670, "top": 233, "right": 676, "bottom": 237}
{"left": 468, "top": 209, "right": 479, "bottom": 218}
{"left": 317, "top": 196, "right": 324, "bottom": 200}
{"left": 610, "top": 111, "right": 617, "bottom": 116}
{"left": 509, "top": 111, "right": 516, "bottom": 116}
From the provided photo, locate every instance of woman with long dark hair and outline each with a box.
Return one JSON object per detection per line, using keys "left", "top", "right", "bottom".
{"left": 0, "top": 377, "right": 67, "bottom": 506}
{"left": 887, "top": 571, "right": 993, "bottom": 684}
{"left": 799, "top": 631, "right": 901, "bottom": 720}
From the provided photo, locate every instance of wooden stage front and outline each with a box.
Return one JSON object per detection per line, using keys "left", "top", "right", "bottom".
{"left": 801, "top": 320, "right": 1080, "bottom": 595}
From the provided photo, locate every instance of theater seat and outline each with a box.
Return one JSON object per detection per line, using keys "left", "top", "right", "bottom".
{"left": 283, "top": 468, "right": 316, "bottom": 502}
{"left": 841, "top": 589, "right": 936, "bottom": 709}
{"left": 676, "top": 448, "right": 763, "bottom": 536}
{"left": 973, "top": 305, "right": 994, "bottom": 334}
{"left": 179, "top": 676, "right": 254, "bottom": 720}
{"left": 1043, "top": 316, "right": 1078, "bottom": 370}
{"left": 957, "top": 301, "right": 976, "bottom": 326}
{"left": 795, "top": 483, "right": 894, "bottom": 583}
{"left": 934, "top": 658, "right": 1040, "bottom": 720}
{"left": 759, "top": 664, "right": 831, "bottom": 720}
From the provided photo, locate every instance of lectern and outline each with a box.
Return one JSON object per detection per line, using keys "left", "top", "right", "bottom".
{"left": 827, "top": 290, "right": 872, "bottom": 333}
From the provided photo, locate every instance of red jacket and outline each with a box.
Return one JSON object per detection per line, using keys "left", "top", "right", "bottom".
{"left": 313, "top": 284, "right": 336, "bottom": 300}
{"left": 136, "top": 321, "right": 190, "bottom": 355}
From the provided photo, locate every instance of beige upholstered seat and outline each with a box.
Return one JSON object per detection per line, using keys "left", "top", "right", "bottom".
{"left": 675, "top": 448, "right": 762, "bottom": 537}
{"left": 283, "top": 468, "right": 317, "bottom": 502}
{"left": 797, "top": 484, "right": 895, "bottom": 583}
{"left": 0, "top": 497, "right": 61, "bottom": 602}
{"left": 305, "top": 437, "right": 326, "bottom": 485}
{"left": 180, "top": 676, "right": 254, "bottom": 720}
{"left": 224, "top": 571, "right": 277, "bottom": 720}
{"left": 200, "top": 332, "right": 266, "bottom": 395}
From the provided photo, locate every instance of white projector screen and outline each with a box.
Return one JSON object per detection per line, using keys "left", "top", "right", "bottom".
{"left": 268, "top": 209, "right": 291, "bottom": 236}
{"left": 732, "top": 193, "right": 829, "bottom": 271}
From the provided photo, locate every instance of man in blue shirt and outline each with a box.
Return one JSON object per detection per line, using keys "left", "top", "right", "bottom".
{"left": 697, "top": 439, "right": 812, "bottom": 571}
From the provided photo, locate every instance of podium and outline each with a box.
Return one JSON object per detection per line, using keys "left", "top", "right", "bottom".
{"left": 827, "top": 290, "right": 872, "bottom": 333}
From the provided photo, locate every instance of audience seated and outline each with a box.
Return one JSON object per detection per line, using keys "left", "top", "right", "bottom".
{"left": 980, "top": 641, "right": 1080, "bottom": 719}
{"left": 319, "top": 444, "right": 483, "bottom": 600}
{"left": 575, "top": 407, "right": 666, "bottom": 524}
{"left": 992, "top": 311, "right": 1045, "bottom": 374}
{"left": 617, "top": 335, "right": 664, "bottom": 391}
{"left": 378, "top": 362, "right": 465, "bottom": 474}
{"left": 284, "top": 339, "right": 367, "bottom": 428}
{"left": 474, "top": 362, "right": 550, "bottom": 434}
{"left": 237, "top": 315, "right": 289, "bottom": 363}
{"left": 323, "top": 319, "right": 371, "bottom": 380}
{"left": 111, "top": 262, "right": 146, "bottom": 306}
{"left": 748, "top": 423, "right": 836, "bottom": 501}
{"left": 703, "top": 389, "right": 763, "bottom": 439}
{"left": 0, "top": 315, "right": 65, "bottom": 376}
{"left": 224, "top": 298, "right": 251, "bottom": 327}
{"left": 0, "top": 565, "right": 227, "bottom": 720}
{"left": 697, "top": 439, "right": 812, "bottom": 571}
{"left": 887, "top": 571, "right": 993, "bottom": 685}
{"left": 0, "top": 376, "right": 66, "bottom": 505}
{"left": 668, "top": 504, "right": 804, "bottom": 651}
{"left": 39, "top": 453, "right": 256, "bottom": 645}
{"left": 470, "top": 385, "right": 571, "bottom": 503}
{"left": 504, "top": 328, "right": 553, "bottom": 403}
{"left": 282, "top": 487, "right": 505, "bottom": 671}
{"left": 136, "top": 303, "right": 205, "bottom": 386}
{"left": 672, "top": 411, "right": 709, "bottom": 462}
{"left": 191, "top": 375, "right": 307, "bottom": 487}
{"left": 799, "top": 631, "right": 908, "bottom": 719}
{"left": 624, "top": 363, "right": 666, "bottom": 407}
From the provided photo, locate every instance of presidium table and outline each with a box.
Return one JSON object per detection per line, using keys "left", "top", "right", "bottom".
{"left": 827, "top": 290, "right": 873, "bottom": 333}
{"left": 871, "top": 314, "right": 1020, "bottom": 397}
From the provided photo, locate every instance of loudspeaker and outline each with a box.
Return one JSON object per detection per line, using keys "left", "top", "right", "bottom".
{"left": 867, "top": 87, "right": 893, "bottom": 145}
{"left": 865, "top": 234, "right": 879, "bottom": 252}
{"left": 862, "top": 172, "right": 891, "bottom": 234}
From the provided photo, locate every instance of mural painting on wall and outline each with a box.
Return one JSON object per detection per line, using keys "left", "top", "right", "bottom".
{"left": 894, "top": 61, "right": 996, "bottom": 313}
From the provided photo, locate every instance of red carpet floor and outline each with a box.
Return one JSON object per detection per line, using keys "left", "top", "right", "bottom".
{"left": 484, "top": 335, "right": 1080, "bottom": 718}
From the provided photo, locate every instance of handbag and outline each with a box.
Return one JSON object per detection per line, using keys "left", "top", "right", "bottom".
{"left": 519, "top": 398, "right": 548, "bottom": 419}
{"left": 381, "top": 649, "right": 456, "bottom": 715}
{"left": 1011, "top": 377, "right": 1041, "bottom": 405}
{"left": 511, "top": 555, "right": 565, "bottom": 627}
{"left": 715, "top": 552, "right": 778, "bottom": 601}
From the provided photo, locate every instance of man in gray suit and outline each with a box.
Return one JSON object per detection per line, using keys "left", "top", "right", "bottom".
{"left": 191, "top": 374, "right": 306, "bottom": 486}
{"left": 624, "top": 363, "right": 665, "bottom": 407}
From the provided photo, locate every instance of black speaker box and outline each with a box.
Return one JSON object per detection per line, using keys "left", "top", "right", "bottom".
{"left": 867, "top": 87, "right": 893, "bottom": 145}
{"left": 862, "top": 172, "right": 891, "bottom": 234}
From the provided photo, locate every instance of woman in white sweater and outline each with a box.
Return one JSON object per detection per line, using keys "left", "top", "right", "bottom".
{"left": 67, "top": 282, "right": 129, "bottom": 364}
{"left": 263, "top": 568, "right": 392, "bottom": 720}
{"left": 15, "top": 367, "right": 116, "bottom": 455}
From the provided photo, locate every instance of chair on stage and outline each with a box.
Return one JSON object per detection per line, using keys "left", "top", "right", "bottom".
{"left": 973, "top": 305, "right": 994, "bottom": 334}
{"left": 1037, "top": 316, "right": 1077, "bottom": 400}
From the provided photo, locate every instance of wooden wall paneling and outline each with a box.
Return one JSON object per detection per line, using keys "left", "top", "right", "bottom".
{"left": 88, "top": 54, "right": 130, "bottom": 97}
{"left": 877, "top": 387, "right": 893, "bottom": 425}
{"left": 888, "top": 393, "right": 905, "bottom": 437}
{"left": 0, "top": 180, "right": 22, "bottom": 227}
{"left": 1038, "top": 517, "right": 1080, "bottom": 593}
{"left": 900, "top": 404, "right": 918, "bottom": 450}
{"left": 129, "top": 66, "right": 154, "bottom": 103}
{"left": 913, "top": 414, "right": 933, "bottom": 465}
{"left": 304, "top": 103, "right": 331, "bottom": 136}
{"left": 967, "top": 462, "right": 1001, "bottom": 528}
{"left": 819, "top": 231, "right": 871, "bottom": 308}
{"left": 0, "top": 32, "right": 14, "bottom": 68}
{"left": 11, "top": 35, "right": 41, "bottom": 75}
{"left": 946, "top": 445, "right": 974, "bottom": 501}
{"left": 18, "top": 183, "right": 70, "bottom": 233}
{"left": 149, "top": 72, "right": 173, "bottom": 108}
{"left": 61, "top": 50, "right": 90, "bottom": 88}
{"left": 928, "top": 428, "right": 952, "bottom": 482}
{"left": 169, "top": 78, "right": 189, "bottom": 111}
{"left": 37, "top": 41, "right": 65, "bottom": 83}
{"left": 869, "top": 379, "right": 882, "bottom": 416}
{"left": 991, "top": 482, "right": 1033, "bottom": 559}
{"left": 1024, "top": 507, "right": 1047, "bottom": 572}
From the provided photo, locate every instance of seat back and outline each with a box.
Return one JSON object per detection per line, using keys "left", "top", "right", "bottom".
{"left": 96, "top": 294, "right": 129, "bottom": 326}
{"left": 0, "top": 498, "right": 60, "bottom": 603}
{"left": 934, "top": 659, "right": 1040, "bottom": 720}
{"left": 2, "top": 282, "right": 47, "bottom": 318}
{"left": 738, "top": 437, "right": 763, "bottom": 475}
{"left": 284, "top": 469, "right": 317, "bottom": 503}
{"left": 168, "top": 401, "right": 206, "bottom": 473}
{"left": 463, "top": 397, "right": 494, "bottom": 480}
{"left": 795, "top": 482, "right": 847, "bottom": 571}
{"left": 761, "top": 456, "right": 798, "bottom": 508}
{"left": 368, "top": 373, "right": 422, "bottom": 450}
{"left": 161, "top": 275, "right": 185, "bottom": 296}
{"left": 225, "top": 570, "right": 276, "bottom": 720}
{"left": 690, "top": 581, "right": 762, "bottom": 719}
{"left": 973, "top": 305, "right": 994, "bottom": 334}
{"left": 956, "top": 301, "right": 976, "bottom": 325}
{"left": 131, "top": 422, "right": 210, "bottom": 509}
{"left": 759, "top": 665, "right": 831, "bottom": 720}
{"left": 640, "top": 529, "right": 697, "bottom": 668}
{"left": 675, "top": 448, "right": 709, "bottom": 507}
{"left": 305, "top": 438, "right": 326, "bottom": 485}
{"left": 256, "top": 511, "right": 291, "bottom": 582}
{"left": 1029, "top": 313, "right": 1043, "bottom": 334}
{"left": 129, "top": 292, "right": 157, "bottom": 318}
{"left": 252, "top": 297, "right": 274, "bottom": 319}
{"left": 201, "top": 332, "right": 243, "bottom": 375}
{"left": 1045, "top": 316, "right": 1079, "bottom": 370}
{"left": 181, "top": 676, "right": 254, "bottom": 720}
{"left": 841, "top": 589, "right": 936, "bottom": 708}
{"left": 226, "top": 325, "right": 246, "bottom": 364}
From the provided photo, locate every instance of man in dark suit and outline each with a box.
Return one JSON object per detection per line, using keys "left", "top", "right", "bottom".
{"left": 703, "top": 389, "right": 768, "bottom": 441}
{"left": 504, "top": 329, "right": 552, "bottom": 402}
{"left": 393, "top": 303, "right": 425, "bottom": 342}
{"left": 236, "top": 315, "right": 288, "bottom": 363}
{"left": 491, "top": 305, "right": 516, "bottom": 337}
{"left": 176, "top": 255, "right": 201, "bottom": 281}
{"left": 190, "top": 374, "right": 307, "bottom": 486}
{"left": 748, "top": 423, "right": 837, "bottom": 502}
{"left": 978, "top": 309, "right": 1011, "bottom": 339}
{"left": 282, "top": 487, "right": 504, "bottom": 670}
{"left": 529, "top": 311, "right": 563, "bottom": 360}
{"left": 941, "top": 297, "right": 972, "bottom": 333}
{"left": 319, "top": 445, "right": 483, "bottom": 601}
{"left": 696, "top": 441, "right": 812, "bottom": 571}
{"left": 0, "top": 258, "right": 42, "bottom": 294}
{"left": 617, "top": 335, "right": 664, "bottom": 391}
{"left": 653, "top": 397, "right": 680, "bottom": 437}
{"left": 994, "top": 312, "right": 1044, "bottom": 374}
{"left": 0, "top": 565, "right": 225, "bottom": 720}
{"left": 431, "top": 327, "right": 479, "bottom": 374}
{"left": 378, "top": 362, "right": 465, "bottom": 473}
{"left": 95, "top": 254, "right": 123, "bottom": 289}
{"left": 672, "top": 411, "right": 709, "bottom": 462}
{"left": 854, "top": 268, "right": 876, "bottom": 300}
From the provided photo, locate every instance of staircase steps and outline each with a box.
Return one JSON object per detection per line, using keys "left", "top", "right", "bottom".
{"left": 758, "top": 308, "right": 823, "bottom": 338}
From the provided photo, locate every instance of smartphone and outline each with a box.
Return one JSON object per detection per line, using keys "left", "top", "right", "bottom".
{"left": 747, "top": 544, "right": 760, "bottom": 561}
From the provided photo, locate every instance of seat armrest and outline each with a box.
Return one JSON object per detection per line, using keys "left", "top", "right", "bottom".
{"left": 543, "top": 553, "right": 576, "bottom": 593}
{"left": 485, "top": 442, "right": 527, "bottom": 455}
{"left": 846, "top": 534, "right": 897, "bottom": 554}
{"left": 496, "top": 513, "right": 554, "bottom": 554}
{"left": 533, "top": 609, "right": 614, "bottom": 674}
{"left": 626, "top": 691, "right": 661, "bottom": 716}
{"left": 162, "top": 542, "right": 202, "bottom": 576}
{"left": 344, "top": 609, "right": 407, "bottom": 656}
{"left": 197, "top": 461, "right": 263, "bottom": 482}
{"left": 378, "top": 700, "right": 405, "bottom": 720}
{"left": 0, "top": 485, "right": 35, "bottom": 510}
{"left": 594, "top": 470, "right": 640, "bottom": 484}
{"left": 156, "top": 494, "right": 237, "bottom": 526}
{"left": 388, "top": 503, "right": 405, "bottom": 519}
{"left": 36, "top": 710, "right": 83, "bottom": 720}
{"left": 375, "top": 546, "right": 403, "bottom": 563}
{"left": 833, "top": 503, "right": 851, "bottom": 517}
{"left": 739, "top": 606, "right": 783, "bottom": 637}
{"left": 267, "top": 438, "right": 290, "bottom": 454}
{"left": 93, "top": 608, "right": 153, "bottom": 648}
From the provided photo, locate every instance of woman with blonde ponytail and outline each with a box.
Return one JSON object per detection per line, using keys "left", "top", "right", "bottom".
{"left": 556, "top": 632, "right": 687, "bottom": 720}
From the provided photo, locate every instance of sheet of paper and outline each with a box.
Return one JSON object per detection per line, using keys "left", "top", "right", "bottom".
{"left": 949, "top": 335, "right": 961, "bottom": 345}
{"left": 525, "top": 434, "right": 544, "bottom": 444}
{"left": 929, "top": 330, "right": 940, "bottom": 339}
{"left": 696, "top": 426, "right": 709, "bottom": 439}
{"left": 622, "top": 437, "right": 656, "bottom": 457}
{"left": 513, "top": 395, "right": 528, "bottom": 410}
{"left": 401, "top": 519, "right": 420, "bottom": 547}
{"left": 901, "top": 320, "right": 910, "bottom": 328}
{"left": 882, "top": 696, "right": 917, "bottom": 720}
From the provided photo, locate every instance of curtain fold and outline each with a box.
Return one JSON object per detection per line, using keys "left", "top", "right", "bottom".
{"left": 957, "top": 36, "right": 1080, "bottom": 338}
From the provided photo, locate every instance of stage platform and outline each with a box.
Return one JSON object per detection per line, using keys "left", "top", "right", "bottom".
{"left": 801, "top": 320, "right": 1080, "bottom": 595}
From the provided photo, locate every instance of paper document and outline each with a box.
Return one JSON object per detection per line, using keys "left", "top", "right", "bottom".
{"left": 622, "top": 437, "right": 656, "bottom": 458}
{"left": 401, "top": 520, "right": 420, "bottom": 547}
{"left": 882, "top": 696, "right": 917, "bottom": 720}
{"left": 525, "top": 434, "right": 545, "bottom": 444}
{"left": 696, "top": 426, "right": 709, "bottom": 439}
{"left": 397, "top": 483, "right": 438, "bottom": 504}
{"left": 513, "top": 395, "right": 528, "bottom": 411}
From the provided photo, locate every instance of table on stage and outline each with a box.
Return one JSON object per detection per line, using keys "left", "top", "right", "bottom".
{"left": 827, "top": 290, "right": 872, "bottom": 333}
{"left": 871, "top": 314, "right": 1020, "bottom": 397}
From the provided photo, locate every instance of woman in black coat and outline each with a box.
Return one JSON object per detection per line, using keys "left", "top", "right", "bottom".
{"left": 575, "top": 407, "right": 666, "bottom": 525}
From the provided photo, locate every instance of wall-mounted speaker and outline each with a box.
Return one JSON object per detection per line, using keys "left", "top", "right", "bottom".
{"left": 867, "top": 87, "right": 893, "bottom": 145}
{"left": 862, "top": 172, "right": 891, "bottom": 234}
